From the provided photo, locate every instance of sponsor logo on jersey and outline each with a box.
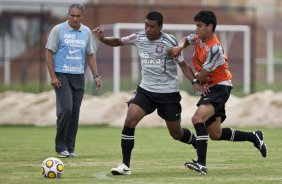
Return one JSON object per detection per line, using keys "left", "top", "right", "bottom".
{"left": 69, "top": 49, "right": 80, "bottom": 55}
{"left": 63, "top": 64, "right": 83, "bottom": 72}
{"left": 64, "top": 34, "right": 85, "bottom": 47}
{"left": 139, "top": 52, "right": 162, "bottom": 68}
{"left": 66, "top": 55, "right": 82, "bottom": 60}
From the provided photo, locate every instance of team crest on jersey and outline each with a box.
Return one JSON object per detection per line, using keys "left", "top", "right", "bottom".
{"left": 155, "top": 44, "right": 164, "bottom": 54}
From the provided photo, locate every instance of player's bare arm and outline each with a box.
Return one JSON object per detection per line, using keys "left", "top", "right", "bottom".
{"left": 195, "top": 69, "right": 210, "bottom": 83}
{"left": 169, "top": 37, "right": 189, "bottom": 57}
{"left": 177, "top": 61, "right": 194, "bottom": 81}
{"left": 178, "top": 62, "right": 209, "bottom": 96}
{"left": 93, "top": 27, "right": 124, "bottom": 47}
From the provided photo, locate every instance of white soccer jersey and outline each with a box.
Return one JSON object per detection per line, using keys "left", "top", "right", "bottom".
{"left": 121, "top": 30, "right": 183, "bottom": 93}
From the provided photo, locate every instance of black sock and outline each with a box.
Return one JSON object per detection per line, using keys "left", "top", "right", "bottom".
{"left": 180, "top": 128, "right": 197, "bottom": 150}
{"left": 194, "top": 123, "right": 208, "bottom": 166}
{"left": 219, "top": 128, "right": 256, "bottom": 142}
{"left": 121, "top": 126, "right": 135, "bottom": 168}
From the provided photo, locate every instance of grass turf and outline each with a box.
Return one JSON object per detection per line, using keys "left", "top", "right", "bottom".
{"left": 0, "top": 126, "right": 281, "bottom": 184}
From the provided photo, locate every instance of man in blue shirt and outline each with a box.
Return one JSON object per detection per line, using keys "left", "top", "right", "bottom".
{"left": 45, "top": 3, "right": 102, "bottom": 157}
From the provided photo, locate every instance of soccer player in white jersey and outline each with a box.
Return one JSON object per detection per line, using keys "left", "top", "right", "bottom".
{"left": 46, "top": 3, "right": 102, "bottom": 158}
{"left": 94, "top": 11, "right": 208, "bottom": 175}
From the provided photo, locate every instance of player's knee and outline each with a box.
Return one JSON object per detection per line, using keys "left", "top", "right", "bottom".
{"left": 169, "top": 131, "right": 182, "bottom": 140}
{"left": 191, "top": 115, "right": 202, "bottom": 124}
{"left": 209, "top": 132, "right": 221, "bottom": 140}
{"left": 124, "top": 118, "right": 133, "bottom": 126}
{"left": 124, "top": 117, "right": 138, "bottom": 128}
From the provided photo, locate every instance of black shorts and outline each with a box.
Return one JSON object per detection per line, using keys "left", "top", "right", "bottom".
{"left": 129, "top": 86, "right": 182, "bottom": 121}
{"left": 197, "top": 85, "right": 232, "bottom": 127}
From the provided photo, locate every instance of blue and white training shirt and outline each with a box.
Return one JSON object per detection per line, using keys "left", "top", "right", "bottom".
{"left": 45, "top": 21, "right": 96, "bottom": 74}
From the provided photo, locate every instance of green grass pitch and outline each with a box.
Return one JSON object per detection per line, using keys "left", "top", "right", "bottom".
{"left": 0, "top": 126, "right": 281, "bottom": 184}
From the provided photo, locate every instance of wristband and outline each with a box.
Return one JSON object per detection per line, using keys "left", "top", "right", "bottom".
{"left": 191, "top": 78, "right": 198, "bottom": 85}
{"left": 93, "top": 74, "right": 101, "bottom": 79}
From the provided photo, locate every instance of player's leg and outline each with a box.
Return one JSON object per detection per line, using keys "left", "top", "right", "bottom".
{"left": 111, "top": 88, "right": 155, "bottom": 175}
{"left": 165, "top": 120, "right": 197, "bottom": 150}
{"left": 208, "top": 119, "right": 267, "bottom": 157}
{"left": 111, "top": 103, "right": 146, "bottom": 175}
{"left": 122, "top": 104, "right": 146, "bottom": 166}
{"left": 205, "top": 84, "right": 267, "bottom": 158}
{"left": 158, "top": 91, "right": 196, "bottom": 148}
{"left": 206, "top": 117, "right": 222, "bottom": 140}
{"left": 184, "top": 103, "right": 214, "bottom": 175}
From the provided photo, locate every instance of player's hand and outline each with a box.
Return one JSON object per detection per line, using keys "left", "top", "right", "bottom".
{"left": 50, "top": 76, "right": 61, "bottom": 88}
{"left": 192, "top": 83, "right": 210, "bottom": 96}
{"left": 92, "top": 27, "right": 104, "bottom": 41}
{"left": 169, "top": 46, "right": 183, "bottom": 57}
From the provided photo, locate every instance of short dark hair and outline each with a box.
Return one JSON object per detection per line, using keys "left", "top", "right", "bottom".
{"left": 146, "top": 11, "right": 163, "bottom": 27}
{"left": 68, "top": 3, "right": 85, "bottom": 15}
{"left": 194, "top": 10, "right": 217, "bottom": 32}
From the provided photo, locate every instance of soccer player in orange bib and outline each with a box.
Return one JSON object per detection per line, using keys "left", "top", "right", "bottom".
{"left": 170, "top": 10, "right": 267, "bottom": 175}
